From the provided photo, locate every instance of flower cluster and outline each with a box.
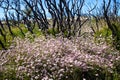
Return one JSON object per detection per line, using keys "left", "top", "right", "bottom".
{"left": 0, "top": 35, "right": 120, "bottom": 80}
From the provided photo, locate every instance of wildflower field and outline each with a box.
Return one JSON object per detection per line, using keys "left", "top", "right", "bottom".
{"left": 0, "top": 0, "right": 120, "bottom": 79}
{"left": 0, "top": 33, "right": 120, "bottom": 80}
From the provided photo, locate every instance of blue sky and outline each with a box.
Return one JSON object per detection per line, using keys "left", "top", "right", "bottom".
{"left": 0, "top": 7, "right": 4, "bottom": 19}
{"left": 0, "top": 0, "right": 119, "bottom": 19}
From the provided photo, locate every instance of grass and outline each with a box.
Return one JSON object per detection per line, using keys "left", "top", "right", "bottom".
{"left": 94, "top": 26, "right": 112, "bottom": 44}
{"left": 0, "top": 23, "right": 43, "bottom": 49}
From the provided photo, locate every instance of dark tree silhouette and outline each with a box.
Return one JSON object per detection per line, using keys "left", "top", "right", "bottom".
{"left": 102, "top": 0, "right": 120, "bottom": 49}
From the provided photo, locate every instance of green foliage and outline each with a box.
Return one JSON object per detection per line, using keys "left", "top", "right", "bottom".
{"left": 0, "top": 26, "right": 27, "bottom": 49}
{"left": 47, "top": 28, "right": 72, "bottom": 37}
{"left": 94, "top": 26, "right": 112, "bottom": 38}
{"left": 111, "top": 22, "right": 120, "bottom": 50}
{"left": 0, "top": 24, "right": 43, "bottom": 49}
{"left": 12, "top": 27, "right": 26, "bottom": 38}
{"left": 0, "top": 69, "right": 17, "bottom": 80}
{"left": 47, "top": 28, "right": 59, "bottom": 36}
{"left": 0, "top": 56, "right": 30, "bottom": 80}
{"left": 94, "top": 26, "right": 112, "bottom": 44}
{"left": 0, "top": 56, "right": 17, "bottom": 80}
{"left": 71, "top": 67, "right": 83, "bottom": 80}
{"left": 33, "top": 27, "right": 43, "bottom": 37}
{"left": 0, "top": 34, "right": 13, "bottom": 49}
{"left": 68, "top": 66, "right": 118, "bottom": 80}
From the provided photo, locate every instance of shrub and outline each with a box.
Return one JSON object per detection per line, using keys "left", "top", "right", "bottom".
{"left": 94, "top": 26, "right": 112, "bottom": 44}
{"left": 0, "top": 35, "right": 120, "bottom": 80}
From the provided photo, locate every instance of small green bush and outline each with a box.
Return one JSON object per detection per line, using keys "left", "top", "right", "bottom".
{"left": 94, "top": 26, "right": 112, "bottom": 44}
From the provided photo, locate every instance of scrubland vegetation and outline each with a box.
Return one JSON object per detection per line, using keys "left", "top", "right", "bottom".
{"left": 0, "top": 34, "right": 120, "bottom": 80}
{"left": 0, "top": 0, "right": 120, "bottom": 80}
